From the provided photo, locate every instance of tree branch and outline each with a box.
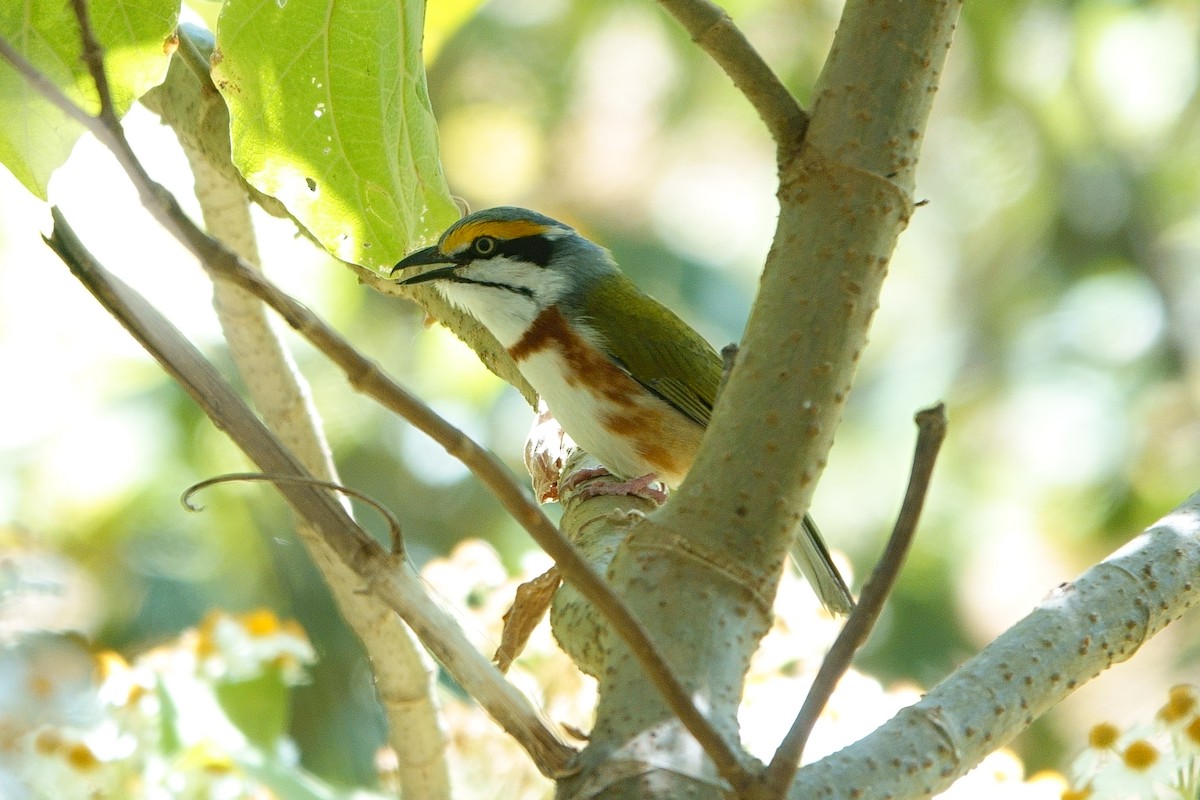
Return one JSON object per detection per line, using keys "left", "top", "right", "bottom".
{"left": 182, "top": 143, "right": 451, "bottom": 798}
{"left": 762, "top": 403, "right": 946, "bottom": 797}
{"left": 66, "top": 0, "right": 114, "bottom": 116}
{"left": 655, "top": 0, "right": 807, "bottom": 147}
{"left": 571, "top": 1, "right": 962, "bottom": 795}
{"left": 789, "top": 490, "right": 1200, "bottom": 798}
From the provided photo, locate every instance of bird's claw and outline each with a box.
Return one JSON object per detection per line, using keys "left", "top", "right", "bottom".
{"left": 564, "top": 468, "right": 669, "bottom": 505}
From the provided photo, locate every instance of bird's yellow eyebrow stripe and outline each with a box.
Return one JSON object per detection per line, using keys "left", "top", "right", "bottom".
{"left": 441, "top": 219, "right": 552, "bottom": 253}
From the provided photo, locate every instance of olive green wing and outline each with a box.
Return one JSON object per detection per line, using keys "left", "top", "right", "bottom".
{"left": 579, "top": 274, "right": 723, "bottom": 427}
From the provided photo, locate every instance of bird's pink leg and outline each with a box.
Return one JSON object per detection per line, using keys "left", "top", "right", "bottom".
{"left": 561, "top": 467, "right": 669, "bottom": 505}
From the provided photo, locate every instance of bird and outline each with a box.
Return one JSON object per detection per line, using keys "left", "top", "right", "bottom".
{"left": 391, "top": 206, "right": 853, "bottom": 615}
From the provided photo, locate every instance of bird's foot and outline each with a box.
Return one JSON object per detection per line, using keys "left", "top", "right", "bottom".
{"left": 562, "top": 467, "right": 669, "bottom": 505}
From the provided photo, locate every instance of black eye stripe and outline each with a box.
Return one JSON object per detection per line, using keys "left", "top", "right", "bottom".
{"left": 490, "top": 234, "right": 554, "bottom": 267}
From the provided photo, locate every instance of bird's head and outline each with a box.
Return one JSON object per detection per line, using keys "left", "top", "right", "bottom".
{"left": 391, "top": 207, "right": 616, "bottom": 345}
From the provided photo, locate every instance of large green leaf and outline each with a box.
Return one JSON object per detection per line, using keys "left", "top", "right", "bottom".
{"left": 0, "top": 0, "right": 179, "bottom": 199}
{"left": 212, "top": 0, "right": 458, "bottom": 271}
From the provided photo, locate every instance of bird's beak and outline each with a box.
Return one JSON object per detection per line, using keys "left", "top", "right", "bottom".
{"left": 389, "top": 245, "right": 457, "bottom": 284}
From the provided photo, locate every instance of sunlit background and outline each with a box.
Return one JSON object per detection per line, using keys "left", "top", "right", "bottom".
{"left": 2, "top": 0, "right": 1200, "bottom": 791}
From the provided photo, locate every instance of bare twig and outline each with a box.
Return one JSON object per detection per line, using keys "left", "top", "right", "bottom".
{"left": 7, "top": 10, "right": 750, "bottom": 784}
{"left": 655, "top": 0, "right": 806, "bottom": 147}
{"left": 67, "top": 0, "right": 114, "bottom": 116}
{"left": 760, "top": 403, "right": 947, "bottom": 798}
{"left": 182, "top": 473, "right": 406, "bottom": 555}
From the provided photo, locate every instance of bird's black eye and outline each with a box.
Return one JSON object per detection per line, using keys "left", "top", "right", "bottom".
{"left": 473, "top": 236, "right": 496, "bottom": 256}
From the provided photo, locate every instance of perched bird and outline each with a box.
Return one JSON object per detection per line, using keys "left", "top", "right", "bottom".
{"left": 391, "top": 207, "right": 853, "bottom": 614}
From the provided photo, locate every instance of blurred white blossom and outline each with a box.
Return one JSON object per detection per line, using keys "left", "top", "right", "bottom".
{"left": 0, "top": 610, "right": 374, "bottom": 800}
{"left": 1063, "top": 684, "right": 1200, "bottom": 800}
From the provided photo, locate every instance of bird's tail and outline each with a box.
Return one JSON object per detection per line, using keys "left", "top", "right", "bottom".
{"left": 791, "top": 513, "right": 855, "bottom": 616}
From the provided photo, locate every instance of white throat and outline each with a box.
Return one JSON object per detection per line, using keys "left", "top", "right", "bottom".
{"left": 434, "top": 256, "right": 570, "bottom": 347}
{"left": 434, "top": 281, "right": 537, "bottom": 347}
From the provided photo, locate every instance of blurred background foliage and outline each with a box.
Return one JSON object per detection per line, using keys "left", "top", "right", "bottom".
{"left": 2, "top": 0, "right": 1199, "bottom": 790}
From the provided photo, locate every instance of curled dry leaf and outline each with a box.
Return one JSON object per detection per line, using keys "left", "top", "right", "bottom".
{"left": 494, "top": 566, "right": 562, "bottom": 673}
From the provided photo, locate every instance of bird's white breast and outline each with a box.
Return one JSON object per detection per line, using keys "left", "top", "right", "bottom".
{"left": 507, "top": 307, "right": 703, "bottom": 487}
{"left": 519, "top": 349, "right": 649, "bottom": 479}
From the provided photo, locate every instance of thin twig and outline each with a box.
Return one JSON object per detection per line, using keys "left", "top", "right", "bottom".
{"left": 760, "top": 402, "right": 947, "bottom": 798}
{"left": 656, "top": 0, "right": 807, "bottom": 148}
{"left": 9, "top": 12, "right": 749, "bottom": 785}
{"left": 183, "top": 473, "right": 406, "bottom": 555}
{"left": 67, "top": 0, "right": 114, "bottom": 117}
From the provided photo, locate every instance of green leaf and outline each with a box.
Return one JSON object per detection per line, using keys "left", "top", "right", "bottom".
{"left": 214, "top": 668, "right": 290, "bottom": 749}
{"left": 0, "top": 0, "right": 180, "bottom": 199}
{"left": 212, "top": 0, "right": 459, "bottom": 271}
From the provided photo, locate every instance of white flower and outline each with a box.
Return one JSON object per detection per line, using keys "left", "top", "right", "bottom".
{"left": 1069, "top": 721, "right": 1123, "bottom": 784}
{"left": 1086, "top": 735, "right": 1178, "bottom": 800}
{"left": 195, "top": 609, "right": 316, "bottom": 684}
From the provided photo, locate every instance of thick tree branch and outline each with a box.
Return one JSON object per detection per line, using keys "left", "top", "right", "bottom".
{"left": 670, "top": 0, "right": 957, "bottom": 604}
{"left": 572, "top": 1, "right": 962, "bottom": 796}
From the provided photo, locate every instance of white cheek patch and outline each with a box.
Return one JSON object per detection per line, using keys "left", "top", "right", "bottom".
{"left": 460, "top": 257, "right": 570, "bottom": 300}
{"left": 436, "top": 257, "right": 570, "bottom": 347}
